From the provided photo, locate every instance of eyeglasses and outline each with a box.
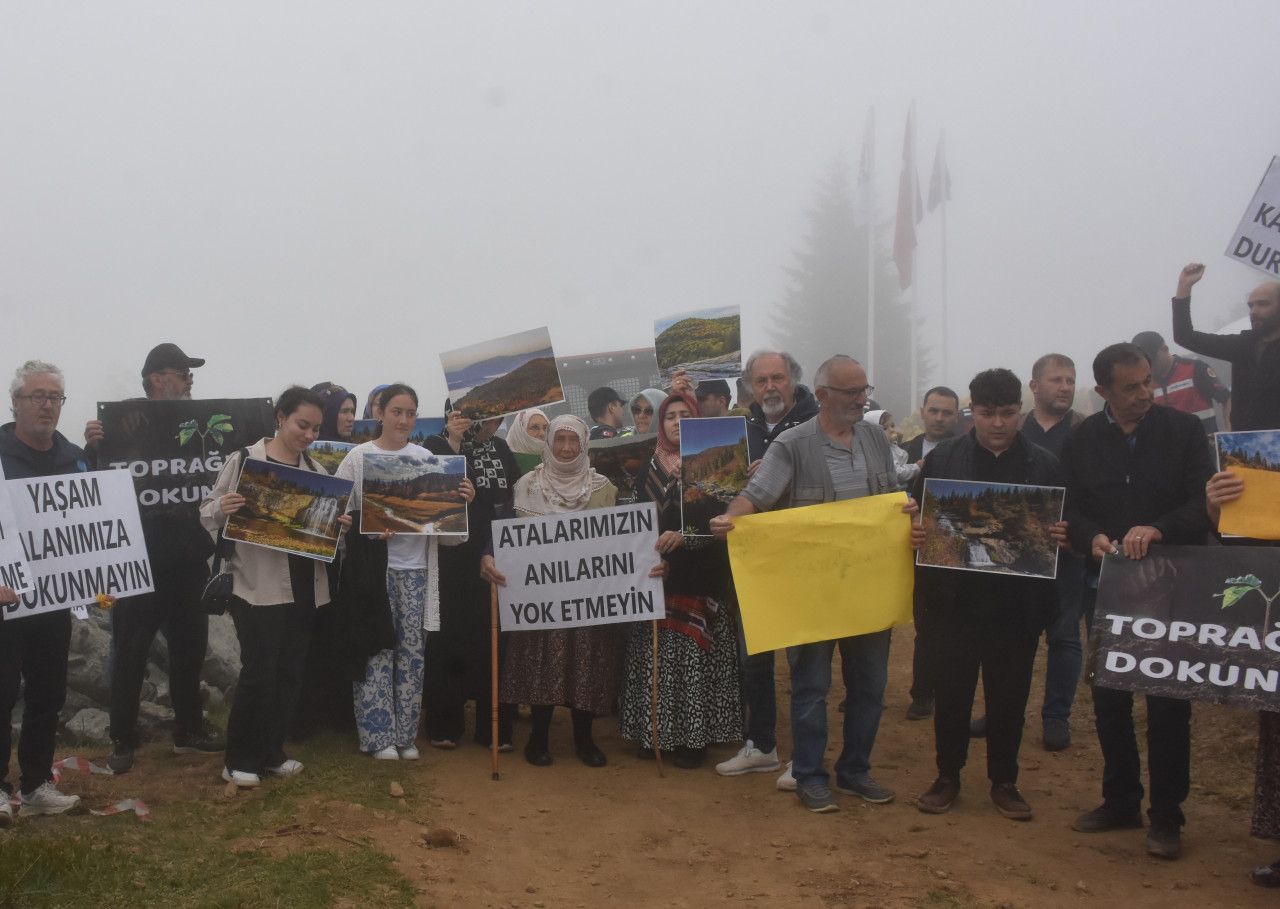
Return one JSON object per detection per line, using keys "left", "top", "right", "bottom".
{"left": 15, "top": 392, "right": 67, "bottom": 406}
{"left": 157, "top": 369, "right": 193, "bottom": 379}
{"left": 820, "top": 384, "right": 874, "bottom": 399}
{"left": 631, "top": 406, "right": 653, "bottom": 415}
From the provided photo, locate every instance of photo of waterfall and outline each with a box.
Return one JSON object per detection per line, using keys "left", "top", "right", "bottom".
{"left": 917, "top": 478, "right": 1065, "bottom": 579}
{"left": 224, "top": 457, "right": 354, "bottom": 561}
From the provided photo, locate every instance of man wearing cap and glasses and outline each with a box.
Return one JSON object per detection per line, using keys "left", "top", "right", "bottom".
{"left": 84, "top": 343, "right": 224, "bottom": 774}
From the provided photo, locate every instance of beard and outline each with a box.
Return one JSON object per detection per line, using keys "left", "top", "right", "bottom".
{"left": 761, "top": 393, "right": 787, "bottom": 421}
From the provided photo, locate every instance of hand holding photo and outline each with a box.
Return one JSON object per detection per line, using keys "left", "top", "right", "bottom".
{"left": 654, "top": 305, "right": 741, "bottom": 382}
{"left": 440, "top": 326, "right": 564, "bottom": 421}
{"left": 360, "top": 452, "right": 468, "bottom": 536}
{"left": 917, "top": 478, "right": 1065, "bottom": 579}
{"left": 1215, "top": 430, "right": 1280, "bottom": 540}
{"left": 226, "top": 459, "right": 353, "bottom": 562}
{"left": 680, "top": 416, "right": 749, "bottom": 535}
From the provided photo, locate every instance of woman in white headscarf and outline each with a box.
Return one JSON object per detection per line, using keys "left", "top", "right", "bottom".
{"left": 865, "top": 409, "right": 918, "bottom": 486}
{"left": 628, "top": 389, "right": 666, "bottom": 434}
{"left": 481, "top": 415, "right": 664, "bottom": 768}
{"left": 505, "top": 407, "right": 550, "bottom": 473}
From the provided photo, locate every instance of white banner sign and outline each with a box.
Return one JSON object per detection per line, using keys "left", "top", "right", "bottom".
{"left": 1226, "top": 155, "right": 1280, "bottom": 278}
{"left": 493, "top": 502, "right": 665, "bottom": 631}
{"left": 4, "top": 469, "right": 154, "bottom": 620}
{"left": 0, "top": 461, "right": 33, "bottom": 594}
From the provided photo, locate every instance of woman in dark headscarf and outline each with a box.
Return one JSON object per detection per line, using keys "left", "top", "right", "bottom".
{"left": 420, "top": 400, "right": 522, "bottom": 750}
{"left": 618, "top": 392, "right": 742, "bottom": 768}
{"left": 314, "top": 384, "right": 357, "bottom": 442}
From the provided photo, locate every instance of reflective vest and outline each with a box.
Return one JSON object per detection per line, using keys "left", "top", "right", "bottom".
{"left": 1152, "top": 357, "right": 1215, "bottom": 424}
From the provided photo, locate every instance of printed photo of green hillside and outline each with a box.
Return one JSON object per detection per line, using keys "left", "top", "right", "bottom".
{"left": 654, "top": 305, "right": 741, "bottom": 382}
{"left": 441, "top": 326, "right": 565, "bottom": 420}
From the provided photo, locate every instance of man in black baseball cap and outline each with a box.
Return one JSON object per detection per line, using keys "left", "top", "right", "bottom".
{"left": 1130, "top": 330, "right": 1230, "bottom": 434}
{"left": 694, "top": 379, "right": 732, "bottom": 418}
{"left": 587, "top": 386, "right": 631, "bottom": 440}
{"left": 139, "top": 343, "right": 205, "bottom": 401}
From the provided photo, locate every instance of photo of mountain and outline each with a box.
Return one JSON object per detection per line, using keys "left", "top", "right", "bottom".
{"left": 349, "top": 417, "right": 446, "bottom": 447}
{"left": 225, "top": 458, "right": 353, "bottom": 561}
{"left": 654, "top": 305, "right": 741, "bottom": 382}
{"left": 917, "top": 478, "right": 1065, "bottom": 579}
{"left": 680, "top": 416, "right": 749, "bottom": 535}
{"left": 360, "top": 452, "right": 468, "bottom": 536}
{"left": 440, "top": 326, "right": 564, "bottom": 420}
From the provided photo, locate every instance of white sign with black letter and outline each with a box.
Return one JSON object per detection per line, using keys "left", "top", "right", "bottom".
{"left": 0, "top": 461, "right": 33, "bottom": 594}
{"left": 1226, "top": 155, "right": 1280, "bottom": 278}
{"left": 4, "top": 469, "right": 154, "bottom": 620}
{"left": 492, "top": 502, "right": 665, "bottom": 631}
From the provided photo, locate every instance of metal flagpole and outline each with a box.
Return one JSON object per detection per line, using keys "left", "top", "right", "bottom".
{"left": 865, "top": 106, "right": 876, "bottom": 382}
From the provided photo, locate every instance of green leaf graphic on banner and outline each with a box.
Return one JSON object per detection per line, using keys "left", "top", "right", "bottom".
{"left": 177, "top": 420, "right": 197, "bottom": 446}
{"left": 1219, "top": 585, "right": 1257, "bottom": 609}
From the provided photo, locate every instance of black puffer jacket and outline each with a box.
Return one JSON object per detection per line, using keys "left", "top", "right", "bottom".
{"left": 745, "top": 384, "right": 819, "bottom": 461}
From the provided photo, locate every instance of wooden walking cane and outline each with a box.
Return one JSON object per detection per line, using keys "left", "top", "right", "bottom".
{"left": 651, "top": 619, "right": 664, "bottom": 777}
{"left": 490, "top": 582, "right": 500, "bottom": 781}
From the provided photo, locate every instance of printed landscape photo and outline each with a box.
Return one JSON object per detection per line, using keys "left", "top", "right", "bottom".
{"left": 226, "top": 459, "right": 353, "bottom": 561}
{"left": 360, "top": 452, "right": 468, "bottom": 536}
{"left": 307, "top": 439, "right": 355, "bottom": 474}
{"left": 680, "top": 416, "right": 749, "bottom": 535}
{"left": 1215, "top": 429, "right": 1280, "bottom": 540}
{"left": 589, "top": 434, "right": 658, "bottom": 505}
{"left": 1217, "top": 430, "right": 1280, "bottom": 474}
{"left": 918, "top": 478, "right": 1065, "bottom": 579}
{"left": 654, "top": 305, "right": 741, "bottom": 382}
{"left": 441, "top": 327, "right": 564, "bottom": 420}
{"left": 349, "top": 417, "right": 446, "bottom": 447}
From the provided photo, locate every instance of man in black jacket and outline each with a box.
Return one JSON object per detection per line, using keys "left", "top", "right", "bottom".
{"left": 0, "top": 360, "right": 90, "bottom": 821}
{"left": 1170, "top": 262, "right": 1280, "bottom": 433}
{"left": 716, "top": 349, "right": 819, "bottom": 782}
{"left": 84, "top": 343, "right": 223, "bottom": 774}
{"left": 910, "top": 369, "right": 1065, "bottom": 821}
{"left": 1063, "top": 342, "right": 1212, "bottom": 859}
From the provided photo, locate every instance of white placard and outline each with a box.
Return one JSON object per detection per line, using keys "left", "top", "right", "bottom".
{"left": 1225, "top": 155, "right": 1280, "bottom": 278}
{"left": 0, "top": 460, "right": 33, "bottom": 594}
{"left": 4, "top": 469, "right": 154, "bottom": 620}
{"left": 492, "top": 502, "right": 665, "bottom": 631}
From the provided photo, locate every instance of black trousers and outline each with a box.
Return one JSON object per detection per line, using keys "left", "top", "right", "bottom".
{"left": 225, "top": 602, "right": 312, "bottom": 775}
{"left": 0, "top": 610, "right": 71, "bottom": 795}
{"left": 1083, "top": 586, "right": 1191, "bottom": 827}
{"left": 930, "top": 602, "right": 1039, "bottom": 784}
{"left": 909, "top": 591, "right": 932, "bottom": 702}
{"left": 109, "top": 568, "right": 209, "bottom": 747}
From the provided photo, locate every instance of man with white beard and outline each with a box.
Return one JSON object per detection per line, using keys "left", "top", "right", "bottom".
{"left": 716, "top": 350, "right": 819, "bottom": 785}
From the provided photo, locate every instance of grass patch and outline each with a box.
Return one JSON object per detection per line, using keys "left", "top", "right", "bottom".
{"left": 0, "top": 734, "right": 421, "bottom": 909}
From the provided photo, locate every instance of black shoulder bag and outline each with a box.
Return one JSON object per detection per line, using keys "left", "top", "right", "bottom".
{"left": 200, "top": 448, "right": 249, "bottom": 616}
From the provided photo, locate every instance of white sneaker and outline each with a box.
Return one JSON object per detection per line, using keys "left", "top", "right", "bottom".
{"left": 265, "top": 759, "right": 304, "bottom": 778}
{"left": 398, "top": 746, "right": 420, "bottom": 761}
{"left": 715, "top": 740, "right": 781, "bottom": 776}
{"left": 18, "top": 782, "right": 81, "bottom": 816}
{"left": 221, "top": 767, "right": 261, "bottom": 788}
{"left": 0, "top": 797, "right": 14, "bottom": 827}
{"left": 776, "top": 760, "right": 796, "bottom": 791}
{"left": 372, "top": 746, "right": 400, "bottom": 760}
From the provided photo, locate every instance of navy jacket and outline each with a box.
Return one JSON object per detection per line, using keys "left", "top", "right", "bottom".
{"left": 0, "top": 423, "right": 87, "bottom": 480}
{"left": 745, "top": 384, "right": 819, "bottom": 462}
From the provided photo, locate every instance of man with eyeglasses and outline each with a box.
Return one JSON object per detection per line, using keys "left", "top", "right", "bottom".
{"left": 83, "top": 343, "right": 224, "bottom": 774}
{"left": 0, "top": 361, "right": 90, "bottom": 821}
{"left": 711, "top": 355, "right": 906, "bottom": 814}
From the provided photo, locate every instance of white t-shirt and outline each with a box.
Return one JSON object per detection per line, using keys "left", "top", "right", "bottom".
{"left": 335, "top": 440, "right": 432, "bottom": 571}
{"left": 922, "top": 437, "right": 941, "bottom": 458}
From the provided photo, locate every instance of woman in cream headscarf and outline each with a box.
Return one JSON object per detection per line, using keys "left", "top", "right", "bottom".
{"left": 481, "top": 414, "right": 663, "bottom": 767}
{"left": 629, "top": 388, "right": 666, "bottom": 434}
{"left": 504, "top": 407, "right": 550, "bottom": 474}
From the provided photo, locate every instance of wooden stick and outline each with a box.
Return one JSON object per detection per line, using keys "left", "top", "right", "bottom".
{"left": 490, "top": 582, "right": 500, "bottom": 781}
{"left": 651, "top": 619, "right": 664, "bottom": 778}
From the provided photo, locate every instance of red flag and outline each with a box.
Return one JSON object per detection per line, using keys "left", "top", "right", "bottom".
{"left": 927, "top": 130, "right": 951, "bottom": 212}
{"left": 893, "top": 104, "right": 923, "bottom": 290}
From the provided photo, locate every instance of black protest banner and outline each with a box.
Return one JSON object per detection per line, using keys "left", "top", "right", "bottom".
{"left": 97, "top": 398, "right": 274, "bottom": 512}
{"left": 1090, "top": 545, "right": 1280, "bottom": 710}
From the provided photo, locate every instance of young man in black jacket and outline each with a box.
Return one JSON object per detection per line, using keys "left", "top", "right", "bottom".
{"left": 1063, "top": 342, "right": 1212, "bottom": 860}
{"left": 910, "top": 369, "right": 1065, "bottom": 821}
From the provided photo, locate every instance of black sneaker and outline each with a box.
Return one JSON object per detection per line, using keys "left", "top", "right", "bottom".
{"left": 1071, "top": 803, "right": 1144, "bottom": 833}
{"left": 1146, "top": 824, "right": 1182, "bottom": 859}
{"left": 106, "top": 744, "right": 135, "bottom": 774}
{"left": 173, "top": 727, "right": 225, "bottom": 755}
{"left": 905, "top": 697, "right": 934, "bottom": 720}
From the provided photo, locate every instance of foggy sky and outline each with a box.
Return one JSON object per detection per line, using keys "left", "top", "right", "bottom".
{"left": 3, "top": 1, "right": 1279, "bottom": 434}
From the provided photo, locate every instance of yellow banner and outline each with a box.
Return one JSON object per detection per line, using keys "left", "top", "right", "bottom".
{"left": 727, "top": 492, "right": 915, "bottom": 654}
{"left": 1220, "top": 467, "right": 1280, "bottom": 540}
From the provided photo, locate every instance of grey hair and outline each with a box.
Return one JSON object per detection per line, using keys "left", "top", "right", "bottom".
{"left": 10, "top": 360, "right": 64, "bottom": 398}
{"left": 744, "top": 349, "right": 803, "bottom": 384}
{"left": 813, "top": 355, "right": 862, "bottom": 388}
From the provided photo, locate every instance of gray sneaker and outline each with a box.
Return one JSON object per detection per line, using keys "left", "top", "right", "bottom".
{"left": 18, "top": 782, "right": 80, "bottom": 817}
{"left": 106, "top": 744, "right": 134, "bottom": 775}
{"left": 836, "top": 773, "right": 896, "bottom": 804}
{"left": 796, "top": 781, "right": 840, "bottom": 814}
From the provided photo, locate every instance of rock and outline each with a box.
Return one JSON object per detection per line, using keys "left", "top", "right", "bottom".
{"left": 64, "top": 615, "right": 112, "bottom": 704}
{"left": 66, "top": 708, "right": 112, "bottom": 744}
{"left": 202, "top": 614, "right": 242, "bottom": 694}
{"left": 422, "top": 828, "right": 461, "bottom": 848}
{"left": 138, "top": 701, "right": 176, "bottom": 723}
{"left": 389, "top": 781, "right": 405, "bottom": 798}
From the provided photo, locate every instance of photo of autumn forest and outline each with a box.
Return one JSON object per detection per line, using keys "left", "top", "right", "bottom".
{"left": 680, "top": 416, "right": 750, "bottom": 535}
{"left": 360, "top": 452, "right": 468, "bottom": 536}
{"left": 654, "top": 305, "right": 741, "bottom": 382}
{"left": 226, "top": 458, "right": 353, "bottom": 561}
{"left": 918, "top": 478, "right": 1065, "bottom": 579}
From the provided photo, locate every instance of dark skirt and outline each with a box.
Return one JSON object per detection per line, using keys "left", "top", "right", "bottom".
{"left": 501, "top": 625, "right": 623, "bottom": 716}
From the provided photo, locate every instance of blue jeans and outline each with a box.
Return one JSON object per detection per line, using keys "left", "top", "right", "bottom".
{"left": 1041, "top": 553, "right": 1085, "bottom": 725}
{"left": 735, "top": 609, "right": 777, "bottom": 753}
{"left": 787, "top": 629, "right": 891, "bottom": 788}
